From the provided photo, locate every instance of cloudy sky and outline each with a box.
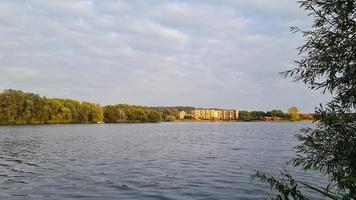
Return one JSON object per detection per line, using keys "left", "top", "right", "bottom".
{"left": 0, "top": 0, "right": 330, "bottom": 112}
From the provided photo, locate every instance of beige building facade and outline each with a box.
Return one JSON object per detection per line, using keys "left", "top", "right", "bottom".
{"left": 179, "top": 111, "right": 187, "bottom": 119}
{"left": 192, "top": 109, "right": 239, "bottom": 120}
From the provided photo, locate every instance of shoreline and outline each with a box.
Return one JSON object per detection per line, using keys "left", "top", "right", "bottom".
{"left": 0, "top": 119, "right": 315, "bottom": 126}
{"left": 174, "top": 119, "right": 314, "bottom": 123}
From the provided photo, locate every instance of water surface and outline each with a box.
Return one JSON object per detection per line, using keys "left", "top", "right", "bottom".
{"left": 0, "top": 122, "right": 326, "bottom": 199}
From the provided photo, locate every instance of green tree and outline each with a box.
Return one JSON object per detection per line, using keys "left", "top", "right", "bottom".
{"left": 0, "top": 90, "right": 106, "bottom": 125}
{"left": 62, "top": 99, "right": 82, "bottom": 123}
{"left": 255, "top": 0, "right": 356, "bottom": 199}
{"left": 147, "top": 110, "right": 162, "bottom": 123}
{"left": 165, "top": 115, "right": 176, "bottom": 122}
{"left": 103, "top": 105, "right": 121, "bottom": 123}
{"left": 162, "top": 109, "right": 179, "bottom": 120}
{"left": 103, "top": 104, "right": 162, "bottom": 123}
{"left": 130, "top": 109, "right": 149, "bottom": 122}
{"left": 270, "top": 109, "right": 285, "bottom": 118}
{"left": 83, "top": 102, "right": 103, "bottom": 123}
{"left": 288, "top": 106, "right": 301, "bottom": 121}
{"left": 0, "top": 90, "right": 49, "bottom": 125}
{"left": 28, "top": 93, "right": 48, "bottom": 124}
{"left": 239, "top": 111, "right": 252, "bottom": 121}
{"left": 250, "top": 111, "right": 266, "bottom": 120}
{"left": 47, "top": 99, "right": 72, "bottom": 124}
{"left": 0, "top": 90, "right": 25, "bottom": 124}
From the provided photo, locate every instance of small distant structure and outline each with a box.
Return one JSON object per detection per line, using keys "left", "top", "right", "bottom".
{"left": 264, "top": 116, "right": 281, "bottom": 121}
{"left": 179, "top": 111, "right": 187, "bottom": 119}
{"left": 300, "top": 114, "right": 314, "bottom": 120}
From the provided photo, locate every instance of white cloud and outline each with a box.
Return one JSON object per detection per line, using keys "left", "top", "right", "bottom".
{"left": 151, "top": 2, "right": 247, "bottom": 31}
{"left": 31, "top": 0, "right": 95, "bottom": 16}
{"left": 0, "top": 2, "right": 17, "bottom": 18}
{"left": 99, "top": 1, "right": 130, "bottom": 14}
{"left": 0, "top": 0, "right": 328, "bottom": 112}
{"left": 130, "top": 20, "right": 189, "bottom": 44}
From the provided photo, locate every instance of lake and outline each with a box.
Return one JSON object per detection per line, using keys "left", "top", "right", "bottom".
{"left": 0, "top": 122, "right": 327, "bottom": 199}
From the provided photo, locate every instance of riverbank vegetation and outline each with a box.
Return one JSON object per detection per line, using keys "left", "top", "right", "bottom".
{"left": 0, "top": 90, "right": 196, "bottom": 125}
{"left": 238, "top": 108, "right": 313, "bottom": 122}
{"left": 0, "top": 89, "right": 313, "bottom": 125}
{"left": 103, "top": 104, "right": 161, "bottom": 123}
{"left": 0, "top": 89, "right": 103, "bottom": 125}
{"left": 0, "top": 90, "right": 161, "bottom": 125}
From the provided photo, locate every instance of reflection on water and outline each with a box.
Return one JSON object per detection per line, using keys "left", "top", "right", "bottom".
{"left": 0, "top": 122, "right": 327, "bottom": 199}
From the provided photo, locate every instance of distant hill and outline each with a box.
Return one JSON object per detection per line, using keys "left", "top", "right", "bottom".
{"left": 150, "top": 106, "right": 195, "bottom": 114}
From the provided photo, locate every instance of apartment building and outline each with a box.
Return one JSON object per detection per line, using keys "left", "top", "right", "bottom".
{"left": 192, "top": 109, "right": 239, "bottom": 120}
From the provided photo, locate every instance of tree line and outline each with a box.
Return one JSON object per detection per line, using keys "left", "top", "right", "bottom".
{"left": 0, "top": 89, "right": 313, "bottom": 125}
{"left": 0, "top": 90, "right": 161, "bottom": 125}
{"left": 103, "top": 104, "right": 162, "bottom": 123}
{"left": 0, "top": 89, "right": 103, "bottom": 125}
{"left": 0, "top": 89, "right": 188, "bottom": 125}
{"left": 238, "top": 107, "right": 313, "bottom": 121}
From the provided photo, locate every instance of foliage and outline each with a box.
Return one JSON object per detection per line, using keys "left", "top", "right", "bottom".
{"left": 288, "top": 107, "right": 301, "bottom": 121}
{"left": 256, "top": 0, "right": 356, "bottom": 199}
{"left": 252, "top": 170, "right": 308, "bottom": 200}
{"left": 239, "top": 110, "right": 252, "bottom": 121}
{"left": 267, "top": 109, "right": 285, "bottom": 118}
{"left": 253, "top": 170, "right": 346, "bottom": 200}
{"left": 150, "top": 106, "right": 194, "bottom": 114}
{"left": 0, "top": 90, "right": 103, "bottom": 125}
{"left": 47, "top": 99, "right": 72, "bottom": 124}
{"left": 294, "top": 104, "right": 356, "bottom": 197}
{"left": 240, "top": 110, "right": 302, "bottom": 121}
{"left": 165, "top": 115, "right": 176, "bottom": 122}
{"left": 103, "top": 104, "right": 162, "bottom": 123}
{"left": 147, "top": 110, "right": 162, "bottom": 123}
{"left": 250, "top": 111, "right": 267, "bottom": 120}
{"left": 284, "top": 0, "right": 356, "bottom": 197}
{"left": 80, "top": 102, "right": 104, "bottom": 123}
{"left": 161, "top": 109, "right": 179, "bottom": 120}
{"left": 283, "top": 0, "right": 356, "bottom": 108}
{"left": 0, "top": 90, "right": 165, "bottom": 125}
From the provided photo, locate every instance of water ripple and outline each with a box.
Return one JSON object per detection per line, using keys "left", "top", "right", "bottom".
{"left": 0, "top": 122, "right": 328, "bottom": 199}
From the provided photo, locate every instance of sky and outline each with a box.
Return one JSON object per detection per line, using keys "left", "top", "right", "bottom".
{"left": 0, "top": 0, "right": 330, "bottom": 112}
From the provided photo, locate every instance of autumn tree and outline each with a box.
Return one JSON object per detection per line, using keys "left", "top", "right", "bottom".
{"left": 288, "top": 106, "right": 301, "bottom": 121}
